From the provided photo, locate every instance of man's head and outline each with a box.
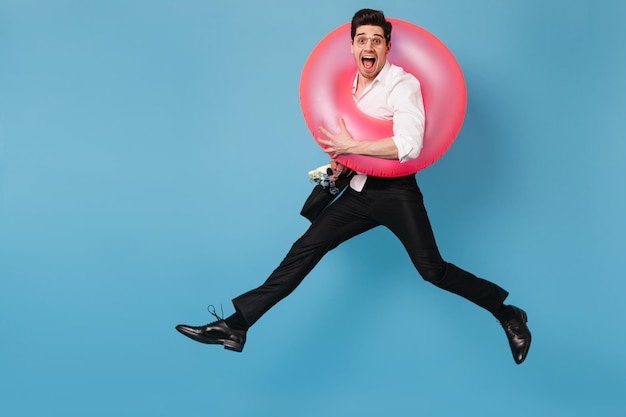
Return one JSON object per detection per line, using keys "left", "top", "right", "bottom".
{"left": 350, "top": 9, "right": 392, "bottom": 80}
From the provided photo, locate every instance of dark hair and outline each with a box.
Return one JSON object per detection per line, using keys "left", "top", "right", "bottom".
{"left": 351, "top": 8, "right": 392, "bottom": 44}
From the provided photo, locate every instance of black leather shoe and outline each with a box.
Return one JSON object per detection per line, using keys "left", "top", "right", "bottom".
{"left": 501, "top": 305, "right": 531, "bottom": 364}
{"left": 176, "top": 320, "right": 246, "bottom": 352}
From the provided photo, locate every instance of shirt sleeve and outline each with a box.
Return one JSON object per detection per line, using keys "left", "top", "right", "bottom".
{"left": 389, "top": 74, "right": 426, "bottom": 163}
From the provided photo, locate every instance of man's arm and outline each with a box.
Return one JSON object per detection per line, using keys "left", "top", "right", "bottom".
{"left": 317, "top": 118, "right": 399, "bottom": 160}
{"left": 318, "top": 73, "right": 425, "bottom": 162}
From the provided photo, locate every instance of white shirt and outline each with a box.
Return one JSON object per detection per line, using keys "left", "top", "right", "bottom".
{"left": 350, "top": 61, "right": 426, "bottom": 191}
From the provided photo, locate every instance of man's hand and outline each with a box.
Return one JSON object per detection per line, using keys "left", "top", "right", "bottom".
{"left": 317, "top": 118, "right": 357, "bottom": 158}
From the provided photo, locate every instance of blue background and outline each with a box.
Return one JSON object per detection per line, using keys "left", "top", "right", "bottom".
{"left": 1, "top": 0, "right": 625, "bottom": 416}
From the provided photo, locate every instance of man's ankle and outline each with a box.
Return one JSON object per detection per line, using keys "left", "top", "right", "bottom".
{"left": 225, "top": 311, "right": 249, "bottom": 331}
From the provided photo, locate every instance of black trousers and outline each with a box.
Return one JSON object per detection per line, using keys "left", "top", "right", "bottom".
{"left": 233, "top": 175, "right": 509, "bottom": 328}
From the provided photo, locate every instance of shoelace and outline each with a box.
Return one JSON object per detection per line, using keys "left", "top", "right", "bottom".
{"left": 207, "top": 304, "right": 225, "bottom": 321}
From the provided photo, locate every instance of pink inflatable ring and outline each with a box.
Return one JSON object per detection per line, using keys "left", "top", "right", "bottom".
{"left": 300, "top": 19, "right": 467, "bottom": 178}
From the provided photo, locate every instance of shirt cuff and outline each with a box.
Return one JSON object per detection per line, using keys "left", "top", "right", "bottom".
{"left": 392, "top": 135, "right": 421, "bottom": 163}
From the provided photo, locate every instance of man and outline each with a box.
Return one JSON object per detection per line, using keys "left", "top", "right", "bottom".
{"left": 176, "top": 9, "right": 531, "bottom": 365}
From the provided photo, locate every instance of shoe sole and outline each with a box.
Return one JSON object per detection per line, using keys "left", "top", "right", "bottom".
{"left": 223, "top": 340, "right": 244, "bottom": 352}
{"left": 176, "top": 326, "right": 244, "bottom": 352}
{"left": 515, "top": 308, "right": 531, "bottom": 364}
{"left": 185, "top": 336, "right": 244, "bottom": 353}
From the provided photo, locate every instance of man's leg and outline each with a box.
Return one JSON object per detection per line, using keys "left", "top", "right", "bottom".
{"left": 368, "top": 176, "right": 508, "bottom": 312}
{"left": 232, "top": 188, "right": 378, "bottom": 327}
{"left": 366, "top": 175, "right": 531, "bottom": 363}
{"left": 176, "top": 188, "right": 378, "bottom": 350}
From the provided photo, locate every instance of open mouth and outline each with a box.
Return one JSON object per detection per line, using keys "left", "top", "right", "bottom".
{"left": 362, "top": 56, "right": 376, "bottom": 71}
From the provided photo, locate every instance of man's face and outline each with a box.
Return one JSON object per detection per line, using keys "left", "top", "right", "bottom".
{"left": 351, "top": 25, "right": 391, "bottom": 80}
